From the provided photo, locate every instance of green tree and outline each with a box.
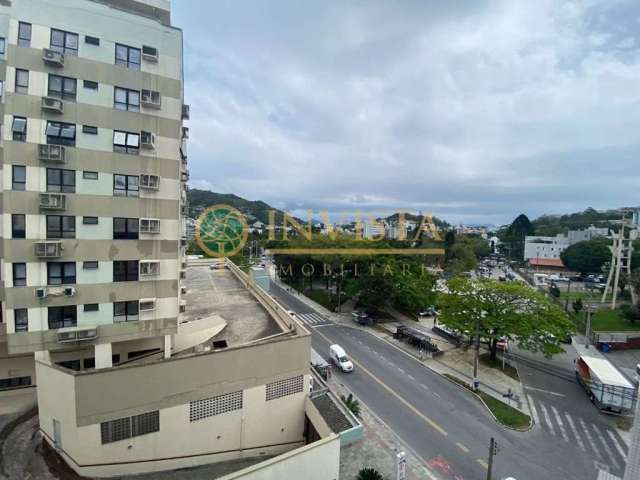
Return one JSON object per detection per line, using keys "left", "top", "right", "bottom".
{"left": 356, "top": 468, "right": 384, "bottom": 480}
{"left": 549, "top": 283, "right": 561, "bottom": 298}
{"left": 340, "top": 393, "right": 361, "bottom": 417}
{"left": 572, "top": 297, "right": 583, "bottom": 315}
{"left": 446, "top": 243, "right": 478, "bottom": 273}
{"left": 560, "top": 238, "right": 610, "bottom": 275}
{"left": 501, "top": 214, "right": 535, "bottom": 261}
{"left": 439, "top": 278, "right": 574, "bottom": 361}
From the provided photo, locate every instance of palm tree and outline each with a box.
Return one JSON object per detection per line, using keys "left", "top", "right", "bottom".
{"left": 356, "top": 467, "right": 384, "bottom": 480}
{"left": 341, "top": 393, "right": 361, "bottom": 417}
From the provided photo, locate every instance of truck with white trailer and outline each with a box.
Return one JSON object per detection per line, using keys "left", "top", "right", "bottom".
{"left": 574, "top": 342, "right": 636, "bottom": 414}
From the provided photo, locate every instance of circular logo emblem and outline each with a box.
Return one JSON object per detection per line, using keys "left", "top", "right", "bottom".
{"left": 195, "top": 204, "right": 248, "bottom": 258}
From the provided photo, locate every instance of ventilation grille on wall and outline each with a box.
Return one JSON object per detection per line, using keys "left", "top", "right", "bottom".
{"left": 265, "top": 375, "right": 304, "bottom": 401}
{"left": 189, "top": 391, "right": 243, "bottom": 422}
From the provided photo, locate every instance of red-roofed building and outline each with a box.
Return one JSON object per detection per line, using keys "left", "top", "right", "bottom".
{"left": 528, "top": 257, "right": 568, "bottom": 272}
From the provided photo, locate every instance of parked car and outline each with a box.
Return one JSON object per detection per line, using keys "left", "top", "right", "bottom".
{"left": 329, "top": 344, "right": 354, "bottom": 372}
{"left": 352, "top": 311, "right": 374, "bottom": 326}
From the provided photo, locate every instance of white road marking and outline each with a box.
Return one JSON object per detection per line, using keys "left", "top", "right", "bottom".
{"left": 527, "top": 395, "right": 540, "bottom": 426}
{"left": 607, "top": 430, "right": 628, "bottom": 459}
{"left": 578, "top": 418, "right": 602, "bottom": 459}
{"left": 550, "top": 406, "right": 569, "bottom": 442}
{"left": 524, "top": 386, "right": 566, "bottom": 397}
{"left": 564, "top": 413, "right": 586, "bottom": 452}
{"left": 538, "top": 402, "right": 556, "bottom": 436}
{"left": 591, "top": 424, "right": 620, "bottom": 470}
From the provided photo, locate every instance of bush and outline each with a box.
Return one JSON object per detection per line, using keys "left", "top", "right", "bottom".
{"left": 356, "top": 468, "right": 384, "bottom": 480}
{"left": 620, "top": 304, "right": 640, "bottom": 324}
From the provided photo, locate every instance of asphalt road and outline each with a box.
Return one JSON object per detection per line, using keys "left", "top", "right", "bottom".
{"left": 270, "top": 282, "right": 622, "bottom": 480}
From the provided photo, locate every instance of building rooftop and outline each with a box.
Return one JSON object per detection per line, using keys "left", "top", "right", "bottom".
{"left": 528, "top": 258, "right": 566, "bottom": 268}
{"left": 182, "top": 266, "right": 282, "bottom": 346}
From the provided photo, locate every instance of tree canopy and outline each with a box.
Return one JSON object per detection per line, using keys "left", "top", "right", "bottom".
{"left": 560, "top": 238, "right": 610, "bottom": 274}
{"left": 438, "top": 278, "right": 574, "bottom": 360}
{"left": 499, "top": 214, "right": 535, "bottom": 261}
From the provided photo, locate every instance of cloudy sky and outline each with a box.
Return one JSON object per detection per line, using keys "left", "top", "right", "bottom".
{"left": 173, "top": 0, "right": 640, "bottom": 226}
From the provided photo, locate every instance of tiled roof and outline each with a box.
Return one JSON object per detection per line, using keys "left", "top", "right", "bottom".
{"left": 528, "top": 258, "right": 565, "bottom": 267}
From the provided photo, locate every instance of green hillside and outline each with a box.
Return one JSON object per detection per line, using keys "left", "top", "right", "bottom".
{"left": 532, "top": 207, "right": 623, "bottom": 236}
{"left": 187, "top": 189, "right": 289, "bottom": 225}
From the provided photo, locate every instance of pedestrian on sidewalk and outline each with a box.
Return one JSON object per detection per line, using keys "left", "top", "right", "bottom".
{"left": 419, "top": 348, "right": 424, "bottom": 361}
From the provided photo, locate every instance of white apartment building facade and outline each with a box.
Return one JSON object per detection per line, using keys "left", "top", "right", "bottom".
{"left": 524, "top": 226, "right": 609, "bottom": 261}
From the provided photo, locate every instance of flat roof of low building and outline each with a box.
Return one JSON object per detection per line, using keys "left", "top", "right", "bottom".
{"left": 182, "top": 266, "right": 282, "bottom": 346}
{"left": 528, "top": 258, "right": 565, "bottom": 268}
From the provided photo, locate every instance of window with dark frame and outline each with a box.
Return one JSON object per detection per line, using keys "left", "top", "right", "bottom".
{"left": 12, "top": 165, "right": 26, "bottom": 190}
{"left": 46, "top": 168, "right": 75, "bottom": 193}
{"left": 113, "top": 131, "right": 139, "bottom": 154}
{"left": 83, "top": 216, "right": 98, "bottom": 225}
{"left": 113, "top": 300, "right": 139, "bottom": 322}
{"left": 84, "top": 304, "right": 99, "bottom": 312}
{"left": 85, "top": 35, "right": 100, "bottom": 46}
{"left": 12, "top": 263, "right": 26, "bottom": 287}
{"left": 12, "top": 117, "right": 27, "bottom": 141}
{"left": 47, "top": 262, "right": 76, "bottom": 285}
{"left": 113, "top": 261, "right": 139, "bottom": 282}
{"left": 18, "top": 22, "right": 31, "bottom": 47}
{"left": 113, "top": 175, "right": 139, "bottom": 197}
{"left": 0, "top": 376, "right": 32, "bottom": 389}
{"left": 82, "top": 126, "right": 98, "bottom": 135}
{"left": 114, "top": 87, "right": 140, "bottom": 112}
{"left": 50, "top": 28, "right": 79, "bottom": 56}
{"left": 83, "top": 80, "right": 98, "bottom": 90}
{"left": 0, "top": 37, "right": 5, "bottom": 55}
{"left": 48, "top": 74, "right": 76, "bottom": 101}
{"left": 48, "top": 305, "right": 77, "bottom": 329}
{"left": 83, "top": 261, "right": 99, "bottom": 270}
{"left": 15, "top": 69, "right": 29, "bottom": 94}
{"left": 46, "top": 122, "right": 76, "bottom": 147}
{"left": 14, "top": 309, "right": 28, "bottom": 333}
{"left": 113, "top": 218, "right": 139, "bottom": 239}
{"left": 11, "top": 214, "right": 25, "bottom": 239}
{"left": 46, "top": 215, "right": 76, "bottom": 239}
{"left": 83, "top": 170, "right": 98, "bottom": 179}
{"left": 115, "top": 43, "right": 141, "bottom": 70}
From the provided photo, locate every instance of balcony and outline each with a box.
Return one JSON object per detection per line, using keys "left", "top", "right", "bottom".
{"left": 57, "top": 326, "right": 97, "bottom": 344}
{"left": 39, "top": 144, "right": 66, "bottom": 163}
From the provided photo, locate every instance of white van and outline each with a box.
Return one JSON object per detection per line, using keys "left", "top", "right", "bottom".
{"left": 329, "top": 344, "right": 354, "bottom": 372}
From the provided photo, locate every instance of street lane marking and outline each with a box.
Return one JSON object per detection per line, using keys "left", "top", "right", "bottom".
{"left": 564, "top": 413, "right": 586, "bottom": 452}
{"left": 550, "top": 406, "right": 569, "bottom": 442}
{"left": 456, "top": 442, "right": 469, "bottom": 453}
{"left": 607, "top": 430, "right": 627, "bottom": 458}
{"left": 578, "top": 418, "right": 602, "bottom": 459}
{"left": 538, "top": 402, "right": 556, "bottom": 436}
{"left": 313, "top": 327, "right": 449, "bottom": 437}
{"left": 527, "top": 395, "right": 540, "bottom": 426}
{"left": 591, "top": 424, "right": 620, "bottom": 470}
{"left": 476, "top": 459, "right": 488, "bottom": 469}
{"left": 524, "top": 386, "right": 566, "bottom": 397}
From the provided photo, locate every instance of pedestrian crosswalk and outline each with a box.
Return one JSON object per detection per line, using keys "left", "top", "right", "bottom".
{"left": 296, "top": 312, "right": 332, "bottom": 327}
{"left": 527, "top": 396, "right": 629, "bottom": 472}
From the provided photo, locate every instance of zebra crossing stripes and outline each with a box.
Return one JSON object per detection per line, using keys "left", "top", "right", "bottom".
{"left": 591, "top": 424, "right": 621, "bottom": 471}
{"left": 538, "top": 402, "right": 557, "bottom": 436}
{"left": 564, "top": 412, "right": 587, "bottom": 452}
{"left": 296, "top": 312, "right": 331, "bottom": 326}
{"left": 550, "top": 405, "right": 570, "bottom": 442}
{"left": 607, "top": 430, "right": 627, "bottom": 460}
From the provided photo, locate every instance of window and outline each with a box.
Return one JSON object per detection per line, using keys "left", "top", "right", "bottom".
{"left": 0, "top": 376, "right": 32, "bottom": 389}
{"left": 12, "top": 214, "right": 25, "bottom": 239}
{"left": 83, "top": 80, "right": 98, "bottom": 90}
{"left": 115, "top": 43, "right": 141, "bottom": 70}
{"left": 84, "top": 304, "right": 99, "bottom": 312}
{"left": 113, "top": 131, "right": 139, "bottom": 154}
{"left": 15, "top": 69, "right": 29, "bottom": 94}
{"left": 0, "top": 37, "right": 5, "bottom": 54}
{"left": 140, "top": 218, "right": 160, "bottom": 234}
{"left": 18, "top": 22, "right": 31, "bottom": 47}
{"left": 140, "top": 174, "right": 160, "bottom": 190}
{"left": 12, "top": 117, "right": 27, "bottom": 141}
{"left": 12, "top": 165, "right": 26, "bottom": 190}
{"left": 46, "top": 215, "right": 76, "bottom": 239}
{"left": 85, "top": 35, "right": 100, "bottom": 46}
{"left": 83, "top": 358, "right": 95, "bottom": 369}
{"left": 101, "top": 411, "right": 158, "bottom": 445}
{"left": 57, "top": 360, "right": 80, "bottom": 371}
{"left": 141, "top": 89, "right": 161, "bottom": 108}
{"left": 48, "top": 305, "right": 77, "bottom": 329}
{"left": 47, "top": 262, "right": 76, "bottom": 285}
{"left": 113, "top": 175, "right": 139, "bottom": 197}
{"left": 50, "top": 28, "right": 78, "bottom": 56}
{"left": 83, "top": 171, "right": 98, "bottom": 180}
{"left": 266, "top": 375, "right": 304, "bottom": 401}
{"left": 82, "top": 125, "right": 98, "bottom": 135}
{"left": 46, "top": 122, "right": 76, "bottom": 147}
{"left": 14, "top": 309, "right": 28, "bottom": 333}
{"left": 83, "top": 216, "right": 98, "bottom": 225}
{"left": 190, "top": 391, "right": 242, "bottom": 422}
{"left": 46, "top": 168, "right": 75, "bottom": 192}
{"left": 48, "top": 74, "right": 76, "bottom": 101}
{"left": 113, "top": 300, "right": 139, "bottom": 322}
{"left": 140, "top": 261, "right": 160, "bottom": 276}
{"left": 114, "top": 87, "right": 140, "bottom": 112}
{"left": 113, "top": 261, "right": 138, "bottom": 282}
{"left": 12, "top": 263, "right": 26, "bottom": 287}
{"left": 83, "top": 261, "right": 98, "bottom": 270}
{"left": 113, "top": 218, "right": 139, "bottom": 239}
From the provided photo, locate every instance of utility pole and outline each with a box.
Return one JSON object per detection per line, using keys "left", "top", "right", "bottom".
{"left": 486, "top": 437, "right": 498, "bottom": 480}
{"left": 585, "top": 304, "right": 592, "bottom": 348}
{"left": 473, "top": 315, "right": 481, "bottom": 391}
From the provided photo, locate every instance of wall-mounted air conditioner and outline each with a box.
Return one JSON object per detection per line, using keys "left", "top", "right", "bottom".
{"left": 140, "top": 131, "right": 156, "bottom": 149}
{"left": 42, "top": 48, "right": 64, "bottom": 67}
{"left": 139, "top": 298, "right": 156, "bottom": 311}
{"left": 141, "top": 89, "right": 161, "bottom": 109}
{"left": 142, "top": 45, "right": 158, "bottom": 63}
{"left": 39, "top": 193, "right": 67, "bottom": 210}
{"left": 39, "top": 144, "right": 66, "bottom": 163}
{"left": 64, "top": 286, "right": 76, "bottom": 297}
{"left": 140, "top": 174, "right": 160, "bottom": 190}
{"left": 179, "top": 300, "right": 187, "bottom": 313}
{"left": 41, "top": 96, "right": 64, "bottom": 114}
{"left": 34, "top": 241, "right": 63, "bottom": 258}
{"left": 140, "top": 261, "right": 160, "bottom": 276}
{"left": 35, "top": 287, "right": 48, "bottom": 299}
{"left": 182, "top": 104, "right": 190, "bottom": 120}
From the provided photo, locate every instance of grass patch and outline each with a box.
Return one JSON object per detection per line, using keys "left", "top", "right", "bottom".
{"left": 479, "top": 352, "right": 519, "bottom": 381}
{"left": 304, "top": 289, "right": 339, "bottom": 311}
{"left": 443, "top": 374, "right": 531, "bottom": 430}
{"left": 591, "top": 309, "right": 640, "bottom": 332}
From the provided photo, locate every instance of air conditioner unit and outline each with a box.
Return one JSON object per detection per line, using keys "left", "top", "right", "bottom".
{"left": 141, "top": 89, "right": 161, "bottom": 109}
{"left": 181, "top": 170, "right": 189, "bottom": 182}
{"left": 182, "top": 126, "right": 189, "bottom": 139}
{"left": 34, "top": 241, "right": 63, "bottom": 258}
{"left": 180, "top": 139, "right": 187, "bottom": 160}
{"left": 41, "top": 96, "right": 64, "bottom": 114}
{"left": 179, "top": 300, "right": 187, "bottom": 313}
{"left": 140, "top": 218, "right": 160, "bottom": 234}
{"left": 42, "top": 48, "right": 64, "bottom": 67}
{"left": 57, "top": 327, "right": 97, "bottom": 343}
{"left": 182, "top": 104, "right": 190, "bottom": 120}
{"left": 139, "top": 174, "right": 160, "bottom": 190}
{"left": 142, "top": 45, "right": 158, "bottom": 62}
{"left": 140, "top": 261, "right": 160, "bottom": 276}
{"left": 180, "top": 269, "right": 187, "bottom": 279}
{"left": 38, "top": 144, "right": 66, "bottom": 163}
{"left": 35, "top": 287, "right": 48, "bottom": 299}
{"left": 180, "top": 237, "right": 188, "bottom": 247}
{"left": 180, "top": 286, "right": 187, "bottom": 295}
{"left": 181, "top": 204, "right": 189, "bottom": 216}
{"left": 140, "top": 131, "right": 156, "bottom": 149}
{"left": 64, "top": 286, "right": 76, "bottom": 297}
{"left": 181, "top": 261, "right": 187, "bottom": 270}
{"left": 139, "top": 298, "right": 156, "bottom": 311}
{"left": 39, "top": 193, "right": 67, "bottom": 210}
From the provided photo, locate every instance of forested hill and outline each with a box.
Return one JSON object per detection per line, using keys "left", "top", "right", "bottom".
{"left": 532, "top": 207, "right": 624, "bottom": 236}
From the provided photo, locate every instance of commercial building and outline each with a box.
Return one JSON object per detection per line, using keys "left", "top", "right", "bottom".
{"left": 524, "top": 225, "right": 609, "bottom": 262}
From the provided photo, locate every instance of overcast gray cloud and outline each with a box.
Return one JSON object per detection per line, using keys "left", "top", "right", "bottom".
{"left": 173, "top": 0, "right": 640, "bottom": 225}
